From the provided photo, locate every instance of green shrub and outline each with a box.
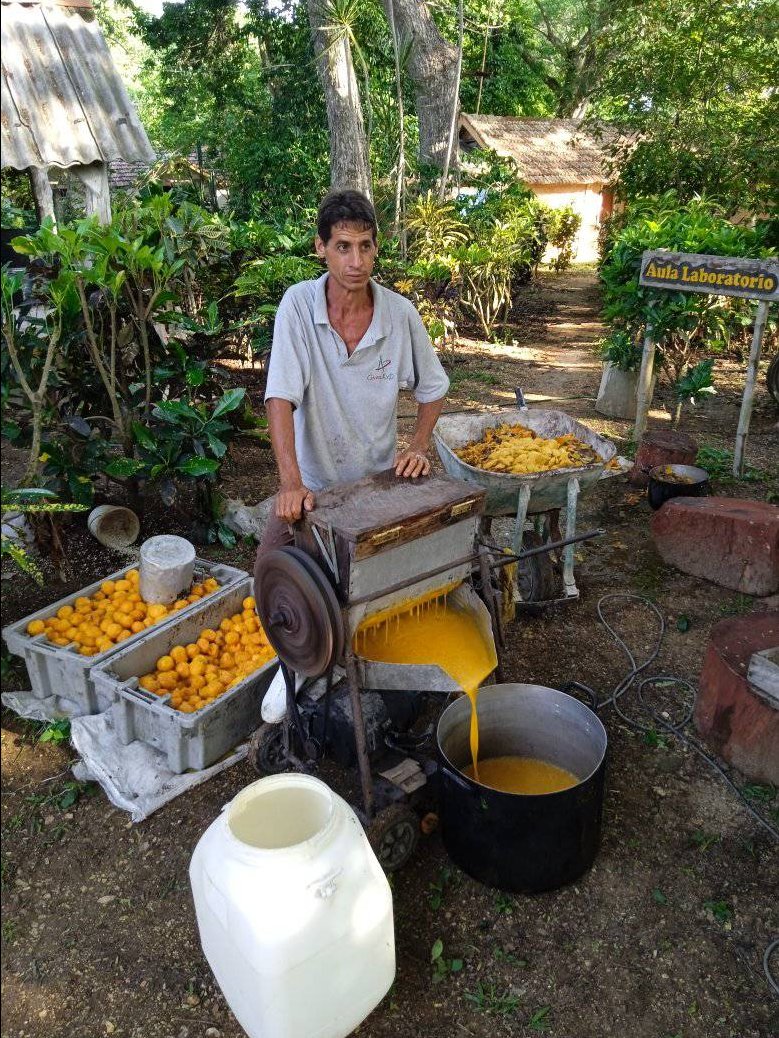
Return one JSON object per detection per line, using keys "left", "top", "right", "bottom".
{"left": 599, "top": 196, "right": 775, "bottom": 411}
{"left": 600, "top": 330, "right": 643, "bottom": 372}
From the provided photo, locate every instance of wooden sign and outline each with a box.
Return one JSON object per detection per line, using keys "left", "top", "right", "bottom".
{"left": 635, "top": 249, "right": 778, "bottom": 477}
{"left": 639, "top": 251, "right": 779, "bottom": 302}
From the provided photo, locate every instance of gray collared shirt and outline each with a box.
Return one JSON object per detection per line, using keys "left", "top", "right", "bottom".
{"left": 264, "top": 273, "right": 450, "bottom": 491}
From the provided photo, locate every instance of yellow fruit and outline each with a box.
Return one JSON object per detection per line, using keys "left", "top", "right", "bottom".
{"left": 75, "top": 597, "right": 91, "bottom": 612}
{"left": 225, "top": 630, "right": 240, "bottom": 647}
{"left": 114, "top": 579, "right": 131, "bottom": 593}
{"left": 126, "top": 568, "right": 140, "bottom": 582}
{"left": 200, "top": 629, "right": 217, "bottom": 642}
{"left": 157, "top": 655, "right": 175, "bottom": 672}
{"left": 79, "top": 645, "right": 95, "bottom": 655}
{"left": 172, "top": 599, "right": 188, "bottom": 611}
{"left": 131, "top": 621, "right": 145, "bottom": 634}
{"left": 27, "top": 619, "right": 46, "bottom": 636}
{"left": 139, "top": 674, "right": 158, "bottom": 693}
{"left": 116, "top": 630, "right": 132, "bottom": 642}
{"left": 242, "top": 596, "right": 256, "bottom": 611}
{"left": 158, "top": 672, "right": 178, "bottom": 691}
{"left": 190, "top": 674, "right": 206, "bottom": 691}
{"left": 148, "top": 604, "right": 168, "bottom": 620}
{"left": 175, "top": 661, "right": 190, "bottom": 679}
{"left": 106, "top": 623, "right": 123, "bottom": 640}
{"left": 101, "top": 581, "right": 116, "bottom": 595}
{"left": 185, "top": 643, "right": 199, "bottom": 659}
{"left": 219, "top": 618, "right": 233, "bottom": 633}
{"left": 203, "top": 578, "right": 219, "bottom": 592}
{"left": 190, "top": 698, "right": 204, "bottom": 711}
{"left": 57, "top": 605, "right": 75, "bottom": 620}
{"left": 179, "top": 703, "right": 194, "bottom": 713}
{"left": 169, "top": 645, "right": 186, "bottom": 663}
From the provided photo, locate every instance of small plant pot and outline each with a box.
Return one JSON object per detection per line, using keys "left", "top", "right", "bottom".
{"left": 87, "top": 505, "right": 140, "bottom": 549}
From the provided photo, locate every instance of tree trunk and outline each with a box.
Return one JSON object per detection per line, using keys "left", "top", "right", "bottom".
{"left": 307, "top": 0, "right": 372, "bottom": 197}
{"left": 28, "top": 167, "right": 56, "bottom": 225}
{"left": 380, "top": 0, "right": 459, "bottom": 171}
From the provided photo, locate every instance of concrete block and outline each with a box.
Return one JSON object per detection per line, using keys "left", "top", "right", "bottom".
{"left": 595, "top": 362, "right": 655, "bottom": 420}
{"left": 628, "top": 430, "right": 698, "bottom": 487}
{"left": 695, "top": 613, "right": 779, "bottom": 785}
{"left": 650, "top": 496, "right": 779, "bottom": 596}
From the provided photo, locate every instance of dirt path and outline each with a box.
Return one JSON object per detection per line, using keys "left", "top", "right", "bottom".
{"left": 2, "top": 270, "right": 777, "bottom": 1038}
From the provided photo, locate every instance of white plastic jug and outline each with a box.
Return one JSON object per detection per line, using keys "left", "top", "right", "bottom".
{"left": 189, "top": 774, "right": 395, "bottom": 1038}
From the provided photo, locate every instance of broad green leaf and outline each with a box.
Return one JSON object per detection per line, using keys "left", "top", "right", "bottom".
{"left": 104, "top": 457, "right": 145, "bottom": 478}
{"left": 132, "top": 421, "right": 157, "bottom": 451}
{"left": 177, "top": 456, "right": 220, "bottom": 477}
{"left": 212, "top": 387, "right": 246, "bottom": 418}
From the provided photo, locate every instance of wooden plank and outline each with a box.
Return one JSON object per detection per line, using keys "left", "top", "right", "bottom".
{"left": 733, "top": 300, "right": 769, "bottom": 477}
{"left": 747, "top": 648, "right": 779, "bottom": 708}
{"left": 308, "top": 469, "right": 484, "bottom": 543}
{"left": 633, "top": 328, "right": 655, "bottom": 442}
{"left": 639, "top": 251, "right": 779, "bottom": 301}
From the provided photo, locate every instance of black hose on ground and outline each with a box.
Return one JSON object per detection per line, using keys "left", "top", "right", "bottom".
{"left": 562, "top": 593, "right": 778, "bottom": 999}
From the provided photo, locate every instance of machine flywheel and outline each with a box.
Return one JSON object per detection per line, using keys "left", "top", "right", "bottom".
{"left": 255, "top": 546, "right": 344, "bottom": 678}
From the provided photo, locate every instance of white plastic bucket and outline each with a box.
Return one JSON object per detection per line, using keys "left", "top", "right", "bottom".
{"left": 138, "top": 535, "right": 195, "bottom": 605}
{"left": 87, "top": 505, "right": 140, "bottom": 549}
{"left": 189, "top": 774, "right": 395, "bottom": 1038}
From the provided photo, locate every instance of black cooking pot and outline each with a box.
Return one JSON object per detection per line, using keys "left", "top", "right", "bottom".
{"left": 647, "top": 464, "right": 710, "bottom": 511}
{"left": 436, "top": 684, "right": 607, "bottom": 893}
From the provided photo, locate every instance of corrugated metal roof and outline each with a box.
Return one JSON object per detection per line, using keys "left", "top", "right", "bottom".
{"left": 1, "top": 0, "right": 155, "bottom": 170}
{"left": 460, "top": 115, "right": 617, "bottom": 185}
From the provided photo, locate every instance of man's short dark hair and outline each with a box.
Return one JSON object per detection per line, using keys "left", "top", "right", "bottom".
{"left": 317, "top": 190, "right": 378, "bottom": 244}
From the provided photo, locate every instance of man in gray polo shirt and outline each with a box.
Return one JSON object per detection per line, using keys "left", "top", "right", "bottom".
{"left": 255, "top": 189, "right": 450, "bottom": 561}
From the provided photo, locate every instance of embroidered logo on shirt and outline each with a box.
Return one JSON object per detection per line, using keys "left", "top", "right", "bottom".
{"left": 367, "top": 355, "right": 395, "bottom": 382}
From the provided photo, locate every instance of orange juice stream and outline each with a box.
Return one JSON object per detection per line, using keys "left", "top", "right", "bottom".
{"left": 354, "top": 591, "right": 496, "bottom": 781}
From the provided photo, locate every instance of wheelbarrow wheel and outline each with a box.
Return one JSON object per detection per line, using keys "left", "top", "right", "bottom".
{"left": 516, "top": 531, "right": 555, "bottom": 606}
{"left": 368, "top": 804, "right": 419, "bottom": 872}
{"left": 248, "top": 722, "right": 290, "bottom": 775}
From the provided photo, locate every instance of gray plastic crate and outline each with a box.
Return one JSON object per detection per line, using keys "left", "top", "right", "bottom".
{"left": 1, "top": 559, "right": 247, "bottom": 716}
{"left": 92, "top": 579, "right": 277, "bottom": 773}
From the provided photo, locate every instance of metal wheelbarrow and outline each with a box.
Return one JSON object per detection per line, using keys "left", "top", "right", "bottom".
{"left": 433, "top": 406, "right": 616, "bottom": 603}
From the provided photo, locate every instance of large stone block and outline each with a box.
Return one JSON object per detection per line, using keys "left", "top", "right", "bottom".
{"left": 628, "top": 429, "right": 698, "bottom": 487}
{"left": 695, "top": 613, "right": 779, "bottom": 785}
{"left": 650, "top": 496, "right": 779, "bottom": 596}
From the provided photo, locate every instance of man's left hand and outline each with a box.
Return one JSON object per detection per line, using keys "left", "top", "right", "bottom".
{"left": 394, "top": 448, "right": 431, "bottom": 479}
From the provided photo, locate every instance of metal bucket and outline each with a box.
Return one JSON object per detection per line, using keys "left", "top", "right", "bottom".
{"left": 436, "top": 683, "right": 607, "bottom": 893}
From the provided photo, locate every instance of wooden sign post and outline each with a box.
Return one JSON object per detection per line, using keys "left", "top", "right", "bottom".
{"left": 636, "top": 251, "right": 778, "bottom": 476}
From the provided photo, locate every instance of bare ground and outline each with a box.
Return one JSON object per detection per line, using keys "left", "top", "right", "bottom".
{"left": 2, "top": 271, "right": 778, "bottom": 1038}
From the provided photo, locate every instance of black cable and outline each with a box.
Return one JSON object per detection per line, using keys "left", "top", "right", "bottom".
{"left": 568, "top": 593, "right": 779, "bottom": 999}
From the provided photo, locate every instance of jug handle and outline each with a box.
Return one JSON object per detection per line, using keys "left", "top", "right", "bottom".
{"left": 309, "top": 868, "right": 342, "bottom": 899}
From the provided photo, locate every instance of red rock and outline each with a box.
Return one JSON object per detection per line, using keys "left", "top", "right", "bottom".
{"left": 650, "top": 496, "right": 779, "bottom": 596}
{"left": 695, "top": 613, "right": 779, "bottom": 784}
{"left": 628, "top": 430, "right": 698, "bottom": 487}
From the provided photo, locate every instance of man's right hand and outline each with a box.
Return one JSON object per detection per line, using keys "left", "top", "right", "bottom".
{"left": 276, "top": 485, "right": 315, "bottom": 524}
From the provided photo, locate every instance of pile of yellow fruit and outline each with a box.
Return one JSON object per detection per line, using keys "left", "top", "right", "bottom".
{"left": 26, "top": 569, "right": 221, "bottom": 656}
{"left": 138, "top": 596, "right": 276, "bottom": 713}
{"left": 456, "top": 423, "right": 599, "bottom": 475}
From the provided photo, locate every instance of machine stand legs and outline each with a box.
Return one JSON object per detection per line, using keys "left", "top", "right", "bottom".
{"left": 562, "top": 477, "right": 581, "bottom": 599}
{"left": 344, "top": 645, "right": 376, "bottom": 822}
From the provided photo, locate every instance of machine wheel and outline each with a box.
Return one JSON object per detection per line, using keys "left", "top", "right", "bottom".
{"left": 248, "top": 723, "right": 289, "bottom": 775}
{"left": 368, "top": 804, "right": 419, "bottom": 872}
{"left": 767, "top": 353, "right": 779, "bottom": 406}
{"left": 516, "top": 531, "right": 555, "bottom": 605}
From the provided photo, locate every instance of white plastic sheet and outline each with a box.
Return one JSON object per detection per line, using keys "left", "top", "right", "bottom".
{"left": 2, "top": 691, "right": 247, "bottom": 822}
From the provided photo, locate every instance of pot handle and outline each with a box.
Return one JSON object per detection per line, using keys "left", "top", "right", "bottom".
{"left": 442, "top": 763, "right": 484, "bottom": 798}
{"left": 561, "top": 680, "right": 601, "bottom": 712}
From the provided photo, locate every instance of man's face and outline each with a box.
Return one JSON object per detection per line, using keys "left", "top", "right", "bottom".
{"left": 315, "top": 221, "right": 377, "bottom": 292}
